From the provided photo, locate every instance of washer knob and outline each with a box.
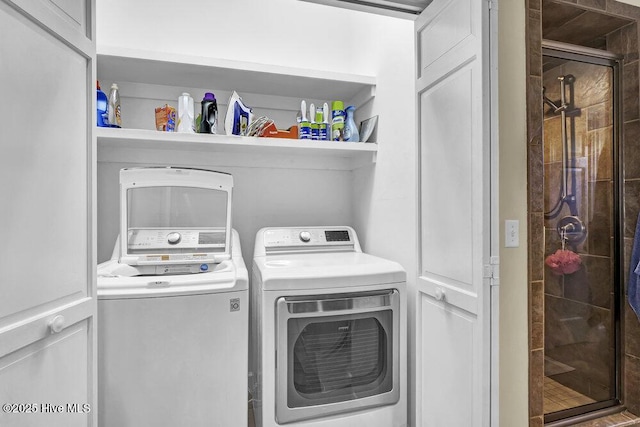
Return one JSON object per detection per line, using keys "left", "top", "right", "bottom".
{"left": 299, "top": 231, "right": 311, "bottom": 243}
{"left": 167, "top": 232, "right": 181, "bottom": 245}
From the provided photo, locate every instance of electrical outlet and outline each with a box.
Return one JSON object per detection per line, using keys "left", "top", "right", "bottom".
{"left": 505, "top": 220, "right": 519, "bottom": 248}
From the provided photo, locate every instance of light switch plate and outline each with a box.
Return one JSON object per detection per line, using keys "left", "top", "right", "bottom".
{"left": 505, "top": 220, "right": 519, "bottom": 248}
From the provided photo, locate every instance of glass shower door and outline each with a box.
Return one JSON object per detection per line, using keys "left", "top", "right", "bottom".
{"left": 542, "top": 49, "right": 621, "bottom": 421}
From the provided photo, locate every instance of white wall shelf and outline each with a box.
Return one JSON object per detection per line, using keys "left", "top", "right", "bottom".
{"left": 97, "top": 127, "right": 377, "bottom": 171}
{"left": 97, "top": 46, "right": 377, "bottom": 109}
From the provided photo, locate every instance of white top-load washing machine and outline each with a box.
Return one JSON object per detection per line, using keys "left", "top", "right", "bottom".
{"left": 97, "top": 167, "right": 248, "bottom": 427}
{"left": 250, "top": 226, "right": 407, "bottom": 427}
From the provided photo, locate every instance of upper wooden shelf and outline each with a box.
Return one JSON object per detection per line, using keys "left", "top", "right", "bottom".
{"left": 96, "top": 46, "right": 376, "bottom": 105}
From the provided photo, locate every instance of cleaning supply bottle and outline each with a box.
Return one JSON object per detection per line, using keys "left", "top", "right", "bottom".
{"left": 108, "top": 83, "right": 121, "bottom": 127}
{"left": 343, "top": 105, "right": 359, "bottom": 142}
{"left": 299, "top": 100, "right": 311, "bottom": 139}
{"left": 199, "top": 92, "right": 218, "bottom": 134}
{"left": 310, "top": 103, "right": 319, "bottom": 140}
{"left": 177, "top": 92, "right": 195, "bottom": 133}
{"left": 96, "top": 81, "right": 109, "bottom": 127}
{"left": 315, "top": 107, "right": 324, "bottom": 141}
{"left": 331, "top": 100, "right": 345, "bottom": 141}
{"left": 319, "top": 102, "right": 329, "bottom": 141}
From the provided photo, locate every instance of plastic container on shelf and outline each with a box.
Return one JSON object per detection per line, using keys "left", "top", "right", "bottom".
{"left": 108, "top": 83, "right": 122, "bottom": 128}
{"left": 177, "top": 93, "right": 195, "bottom": 133}
{"left": 97, "top": 81, "right": 109, "bottom": 127}
{"left": 199, "top": 92, "right": 218, "bottom": 134}
{"left": 331, "top": 100, "right": 345, "bottom": 141}
{"left": 343, "top": 105, "right": 359, "bottom": 142}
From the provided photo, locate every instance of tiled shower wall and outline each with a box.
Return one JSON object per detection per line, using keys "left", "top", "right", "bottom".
{"left": 526, "top": 1, "right": 640, "bottom": 425}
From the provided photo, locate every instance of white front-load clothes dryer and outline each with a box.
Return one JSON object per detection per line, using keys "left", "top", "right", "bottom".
{"left": 97, "top": 167, "right": 248, "bottom": 427}
{"left": 250, "top": 226, "right": 407, "bottom": 427}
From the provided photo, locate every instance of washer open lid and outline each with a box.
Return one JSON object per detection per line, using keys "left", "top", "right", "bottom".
{"left": 118, "top": 167, "right": 233, "bottom": 266}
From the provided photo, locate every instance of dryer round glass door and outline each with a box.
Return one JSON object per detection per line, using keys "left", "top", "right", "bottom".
{"left": 275, "top": 289, "right": 400, "bottom": 424}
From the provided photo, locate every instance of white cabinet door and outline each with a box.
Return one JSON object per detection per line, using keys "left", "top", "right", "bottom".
{"left": 0, "top": 0, "right": 96, "bottom": 426}
{"left": 415, "top": 0, "right": 498, "bottom": 425}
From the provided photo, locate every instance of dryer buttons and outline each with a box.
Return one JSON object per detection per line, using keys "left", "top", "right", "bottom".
{"left": 299, "top": 231, "right": 311, "bottom": 243}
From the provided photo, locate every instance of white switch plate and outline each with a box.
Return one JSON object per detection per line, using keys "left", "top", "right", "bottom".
{"left": 505, "top": 220, "right": 519, "bottom": 248}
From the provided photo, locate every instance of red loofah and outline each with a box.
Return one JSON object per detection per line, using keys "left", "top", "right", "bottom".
{"left": 545, "top": 249, "right": 582, "bottom": 275}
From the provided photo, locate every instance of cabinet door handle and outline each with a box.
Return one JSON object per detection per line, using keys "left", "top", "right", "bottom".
{"left": 434, "top": 288, "right": 445, "bottom": 301}
{"left": 49, "top": 315, "right": 65, "bottom": 334}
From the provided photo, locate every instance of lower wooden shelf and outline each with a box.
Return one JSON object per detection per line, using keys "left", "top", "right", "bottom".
{"left": 96, "top": 128, "right": 377, "bottom": 171}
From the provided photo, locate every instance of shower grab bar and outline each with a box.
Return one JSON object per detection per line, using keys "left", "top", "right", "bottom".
{"left": 543, "top": 75, "right": 579, "bottom": 221}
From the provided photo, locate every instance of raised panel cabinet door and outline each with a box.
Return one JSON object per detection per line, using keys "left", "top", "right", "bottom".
{"left": 0, "top": 1, "right": 96, "bottom": 426}
{"left": 415, "top": 0, "right": 498, "bottom": 425}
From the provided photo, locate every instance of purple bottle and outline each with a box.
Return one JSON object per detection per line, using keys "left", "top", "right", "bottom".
{"left": 199, "top": 92, "right": 218, "bottom": 134}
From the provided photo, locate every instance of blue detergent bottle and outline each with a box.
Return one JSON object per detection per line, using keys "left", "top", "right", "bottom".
{"left": 343, "top": 105, "right": 360, "bottom": 142}
{"left": 97, "top": 81, "right": 109, "bottom": 127}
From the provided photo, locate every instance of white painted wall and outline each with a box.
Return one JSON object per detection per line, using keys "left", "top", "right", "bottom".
{"left": 95, "top": 0, "right": 416, "bottom": 304}
{"left": 97, "top": 162, "right": 355, "bottom": 265}
{"left": 498, "top": 1, "right": 529, "bottom": 426}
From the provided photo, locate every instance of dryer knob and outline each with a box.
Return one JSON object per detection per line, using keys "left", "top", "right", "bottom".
{"left": 167, "top": 232, "right": 181, "bottom": 245}
{"left": 299, "top": 231, "right": 311, "bottom": 243}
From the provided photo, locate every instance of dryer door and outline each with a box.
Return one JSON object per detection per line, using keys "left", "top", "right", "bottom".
{"left": 276, "top": 290, "right": 399, "bottom": 424}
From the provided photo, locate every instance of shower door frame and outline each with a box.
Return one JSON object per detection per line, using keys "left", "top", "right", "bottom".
{"left": 541, "top": 40, "right": 624, "bottom": 425}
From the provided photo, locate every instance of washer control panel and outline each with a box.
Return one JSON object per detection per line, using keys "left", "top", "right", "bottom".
{"left": 127, "top": 228, "right": 226, "bottom": 252}
{"left": 264, "top": 228, "right": 353, "bottom": 249}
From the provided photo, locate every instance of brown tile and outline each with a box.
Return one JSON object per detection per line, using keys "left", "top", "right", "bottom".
{"left": 588, "top": 103, "right": 613, "bottom": 131}
{"left": 565, "top": 62, "right": 613, "bottom": 109}
{"left": 624, "top": 120, "right": 640, "bottom": 180}
{"left": 543, "top": 1, "right": 585, "bottom": 38}
{"left": 586, "top": 181, "right": 613, "bottom": 257}
{"left": 577, "top": 0, "right": 606, "bottom": 11}
{"left": 531, "top": 349, "right": 545, "bottom": 418}
{"left": 531, "top": 213, "right": 545, "bottom": 282}
{"left": 529, "top": 76, "right": 544, "bottom": 142}
{"left": 625, "top": 237, "right": 634, "bottom": 292}
{"left": 572, "top": 411, "right": 639, "bottom": 426}
{"left": 607, "top": 1, "right": 640, "bottom": 20}
{"left": 544, "top": 116, "right": 562, "bottom": 163}
{"left": 529, "top": 0, "right": 541, "bottom": 12}
{"left": 544, "top": 162, "right": 562, "bottom": 216}
{"left": 532, "top": 281, "right": 545, "bottom": 350}
{"left": 544, "top": 10, "right": 630, "bottom": 48}
{"left": 624, "top": 62, "right": 639, "bottom": 123}
{"left": 563, "top": 254, "right": 612, "bottom": 308}
{"left": 625, "top": 355, "right": 640, "bottom": 415}
{"left": 545, "top": 225, "right": 562, "bottom": 255}
{"left": 587, "top": 127, "right": 613, "bottom": 182}
{"left": 544, "top": 64, "right": 563, "bottom": 112}
{"left": 530, "top": 144, "right": 545, "bottom": 213}
{"left": 626, "top": 303, "right": 640, "bottom": 358}
{"left": 545, "top": 265, "right": 565, "bottom": 297}
{"left": 529, "top": 10, "right": 542, "bottom": 78}
{"left": 544, "top": 295, "right": 614, "bottom": 393}
{"left": 607, "top": 23, "right": 639, "bottom": 62}
{"left": 622, "top": 410, "right": 640, "bottom": 423}
{"left": 530, "top": 415, "right": 544, "bottom": 427}
{"left": 624, "top": 180, "right": 640, "bottom": 238}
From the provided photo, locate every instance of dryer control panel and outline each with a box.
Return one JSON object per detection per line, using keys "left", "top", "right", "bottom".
{"left": 263, "top": 227, "right": 355, "bottom": 251}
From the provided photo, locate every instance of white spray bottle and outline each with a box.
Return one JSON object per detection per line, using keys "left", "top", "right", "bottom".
{"left": 299, "top": 100, "right": 311, "bottom": 139}
{"left": 319, "top": 102, "right": 329, "bottom": 141}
